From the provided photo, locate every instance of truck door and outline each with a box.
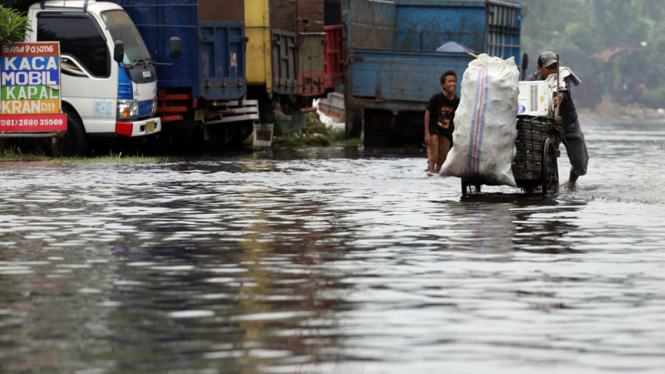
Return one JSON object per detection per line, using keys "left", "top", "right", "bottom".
{"left": 271, "top": 29, "right": 298, "bottom": 95}
{"left": 198, "top": 22, "right": 247, "bottom": 101}
{"left": 36, "top": 13, "right": 118, "bottom": 134}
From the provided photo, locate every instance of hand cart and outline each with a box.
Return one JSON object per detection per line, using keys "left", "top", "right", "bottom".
{"left": 461, "top": 116, "right": 561, "bottom": 197}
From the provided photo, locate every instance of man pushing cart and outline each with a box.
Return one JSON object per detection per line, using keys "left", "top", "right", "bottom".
{"left": 524, "top": 51, "right": 589, "bottom": 187}
{"left": 440, "top": 52, "right": 586, "bottom": 197}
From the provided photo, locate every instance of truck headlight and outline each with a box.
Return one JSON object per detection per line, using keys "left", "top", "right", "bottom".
{"left": 152, "top": 96, "right": 158, "bottom": 116}
{"left": 117, "top": 99, "right": 139, "bottom": 120}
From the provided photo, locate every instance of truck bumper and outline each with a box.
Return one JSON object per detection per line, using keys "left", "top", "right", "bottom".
{"left": 116, "top": 118, "right": 161, "bottom": 137}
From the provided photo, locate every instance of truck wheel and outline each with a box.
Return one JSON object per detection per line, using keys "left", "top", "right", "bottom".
{"left": 58, "top": 110, "right": 89, "bottom": 156}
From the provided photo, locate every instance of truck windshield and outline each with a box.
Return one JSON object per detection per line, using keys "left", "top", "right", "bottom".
{"left": 102, "top": 10, "right": 151, "bottom": 65}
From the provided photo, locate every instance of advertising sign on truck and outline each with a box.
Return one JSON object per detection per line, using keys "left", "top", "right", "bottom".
{"left": 0, "top": 41, "right": 67, "bottom": 132}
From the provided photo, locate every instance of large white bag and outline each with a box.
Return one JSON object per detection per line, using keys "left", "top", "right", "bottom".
{"left": 440, "top": 54, "right": 519, "bottom": 187}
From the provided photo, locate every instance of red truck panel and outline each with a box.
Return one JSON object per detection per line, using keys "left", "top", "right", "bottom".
{"left": 323, "top": 25, "right": 345, "bottom": 90}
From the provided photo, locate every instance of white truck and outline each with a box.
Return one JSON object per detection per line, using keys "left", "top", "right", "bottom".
{"left": 13, "top": 0, "right": 180, "bottom": 155}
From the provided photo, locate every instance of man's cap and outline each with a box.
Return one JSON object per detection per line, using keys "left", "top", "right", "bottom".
{"left": 539, "top": 51, "right": 558, "bottom": 67}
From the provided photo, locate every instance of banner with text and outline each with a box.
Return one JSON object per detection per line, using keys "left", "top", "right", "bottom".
{"left": 0, "top": 42, "right": 67, "bottom": 132}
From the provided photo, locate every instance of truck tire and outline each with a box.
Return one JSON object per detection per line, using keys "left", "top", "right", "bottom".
{"left": 58, "top": 110, "right": 89, "bottom": 156}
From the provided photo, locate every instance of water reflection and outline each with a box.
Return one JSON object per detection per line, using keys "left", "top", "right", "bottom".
{"left": 458, "top": 194, "right": 587, "bottom": 254}
{"left": 85, "top": 169, "right": 356, "bottom": 372}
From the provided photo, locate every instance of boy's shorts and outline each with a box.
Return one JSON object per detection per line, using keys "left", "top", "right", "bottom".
{"left": 427, "top": 134, "right": 451, "bottom": 165}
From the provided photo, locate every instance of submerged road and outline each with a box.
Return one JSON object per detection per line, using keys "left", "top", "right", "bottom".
{"left": 1, "top": 116, "right": 665, "bottom": 373}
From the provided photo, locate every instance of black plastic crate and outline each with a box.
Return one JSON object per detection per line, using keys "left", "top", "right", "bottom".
{"left": 513, "top": 117, "right": 555, "bottom": 181}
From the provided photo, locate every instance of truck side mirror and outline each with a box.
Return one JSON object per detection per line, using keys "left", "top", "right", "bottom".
{"left": 242, "top": 36, "right": 249, "bottom": 52}
{"left": 521, "top": 52, "right": 529, "bottom": 80}
{"left": 114, "top": 40, "right": 124, "bottom": 63}
{"left": 169, "top": 37, "right": 182, "bottom": 59}
{"left": 521, "top": 52, "right": 529, "bottom": 71}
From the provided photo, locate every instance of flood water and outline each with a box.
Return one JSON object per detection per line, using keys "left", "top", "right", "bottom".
{"left": 2, "top": 116, "right": 665, "bottom": 374}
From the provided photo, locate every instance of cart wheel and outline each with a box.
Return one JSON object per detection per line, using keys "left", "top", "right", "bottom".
{"left": 461, "top": 180, "right": 481, "bottom": 196}
{"left": 541, "top": 139, "right": 559, "bottom": 195}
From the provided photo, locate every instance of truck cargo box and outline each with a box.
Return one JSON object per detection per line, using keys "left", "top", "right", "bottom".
{"left": 298, "top": 33, "right": 326, "bottom": 97}
{"left": 349, "top": 49, "right": 474, "bottom": 107}
{"left": 351, "top": 49, "right": 475, "bottom": 147}
{"left": 344, "top": 0, "right": 524, "bottom": 145}
{"left": 347, "top": 0, "right": 521, "bottom": 61}
{"left": 324, "top": 0, "right": 342, "bottom": 26}
{"left": 323, "top": 25, "right": 345, "bottom": 90}
{"left": 200, "top": 0, "right": 244, "bottom": 23}
{"left": 346, "top": 0, "right": 396, "bottom": 50}
{"left": 298, "top": 0, "right": 324, "bottom": 32}
{"left": 245, "top": 0, "right": 298, "bottom": 95}
{"left": 109, "top": 0, "right": 247, "bottom": 102}
{"left": 295, "top": 0, "right": 325, "bottom": 96}
{"left": 393, "top": 0, "right": 522, "bottom": 60}
{"left": 270, "top": 0, "right": 297, "bottom": 32}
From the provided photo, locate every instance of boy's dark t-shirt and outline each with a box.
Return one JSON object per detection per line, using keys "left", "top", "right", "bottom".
{"left": 426, "top": 92, "right": 460, "bottom": 138}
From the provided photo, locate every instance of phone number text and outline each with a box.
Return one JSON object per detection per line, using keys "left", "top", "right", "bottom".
{"left": 0, "top": 118, "right": 65, "bottom": 126}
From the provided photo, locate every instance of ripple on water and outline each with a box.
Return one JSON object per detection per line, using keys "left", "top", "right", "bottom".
{"left": 1, "top": 140, "right": 665, "bottom": 373}
{"left": 168, "top": 310, "right": 215, "bottom": 319}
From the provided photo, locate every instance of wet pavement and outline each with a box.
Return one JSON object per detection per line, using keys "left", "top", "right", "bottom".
{"left": 1, "top": 117, "right": 665, "bottom": 373}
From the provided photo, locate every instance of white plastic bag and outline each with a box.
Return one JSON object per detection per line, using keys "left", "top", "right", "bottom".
{"left": 440, "top": 54, "right": 519, "bottom": 187}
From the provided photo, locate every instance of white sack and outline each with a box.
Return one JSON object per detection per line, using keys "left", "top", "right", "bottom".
{"left": 440, "top": 54, "right": 519, "bottom": 187}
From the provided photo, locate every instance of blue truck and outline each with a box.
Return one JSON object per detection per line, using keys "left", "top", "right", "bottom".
{"left": 344, "top": 0, "right": 525, "bottom": 147}
{"left": 106, "top": 0, "right": 257, "bottom": 148}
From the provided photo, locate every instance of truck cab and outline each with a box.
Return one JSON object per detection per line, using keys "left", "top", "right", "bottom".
{"left": 21, "top": 0, "right": 171, "bottom": 155}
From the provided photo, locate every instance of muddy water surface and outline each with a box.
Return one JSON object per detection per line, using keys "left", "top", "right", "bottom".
{"left": 1, "top": 117, "right": 665, "bottom": 373}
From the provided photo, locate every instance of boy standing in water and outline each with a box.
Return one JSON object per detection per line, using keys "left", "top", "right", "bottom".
{"left": 425, "top": 70, "right": 460, "bottom": 173}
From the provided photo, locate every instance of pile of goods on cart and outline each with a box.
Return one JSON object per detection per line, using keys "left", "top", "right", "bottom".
{"left": 439, "top": 54, "right": 561, "bottom": 196}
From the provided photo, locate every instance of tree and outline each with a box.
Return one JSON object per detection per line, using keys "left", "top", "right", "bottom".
{"left": 520, "top": 0, "right": 662, "bottom": 108}
{"left": 0, "top": 6, "right": 31, "bottom": 48}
